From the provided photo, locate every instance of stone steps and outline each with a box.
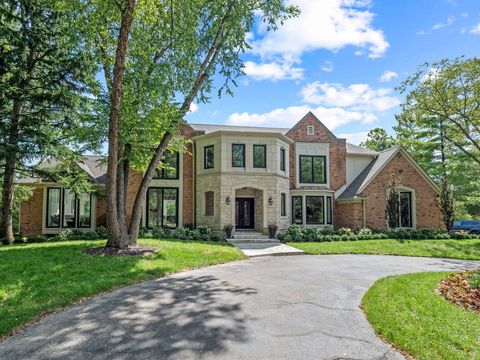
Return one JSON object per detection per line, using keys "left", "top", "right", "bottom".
{"left": 228, "top": 231, "right": 278, "bottom": 244}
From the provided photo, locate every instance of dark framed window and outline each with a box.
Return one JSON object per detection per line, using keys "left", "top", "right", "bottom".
{"left": 306, "top": 196, "right": 325, "bottom": 225}
{"left": 232, "top": 144, "right": 245, "bottom": 168}
{"left": 154, "top": 152, "right": 179, "bottom": 179}
{"left": 292, "top": 196, "right": 303, "bottom": 224}
{"left": 77, "top": 193, "right": 92, "bottom": 228}
{"left": 299, "top": 155, "right": 326, "bottom": 184}
{"left": 204, "top": 145, "right": 214, "bottom": 169}
{"left": 62, "top": 189, "right": 76, "bottom": 228}
{"left": 205, "top": 191, "right": 214, "bottom": 216}
{"left": 146, "top": 187, "right": 179, "bottom": 229}
{"left": 46, "top": 188, "right": 61, "bottom": 228}
{"left": 280, "top": 148, "right": 286, "bottom": 172}
{"left": 326, "top": 196, "right": 332, "bottom": 225}
{"left": 400, "top": 191, "right": 412, "bottom": 228}
{"left": 253, "top": 145, "right": 267, "bottom": 168}
{"left": 281, "top": 193, "right": 286, "bottom": 216}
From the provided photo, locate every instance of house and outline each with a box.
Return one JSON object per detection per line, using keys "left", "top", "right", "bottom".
{"left": 19, "top": 112, "right": 443, "bottom": 236}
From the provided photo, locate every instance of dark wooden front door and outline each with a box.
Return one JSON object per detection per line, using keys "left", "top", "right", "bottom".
{"left": 235, "top": 198, "right": 254, "bottom": 229}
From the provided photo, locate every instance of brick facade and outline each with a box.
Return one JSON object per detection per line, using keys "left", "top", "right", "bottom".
{"left": 336, "top": 201, "right": 364, "bottom": 230}
{"left": 20, "top": 187, "right": 43, "bottom": 236}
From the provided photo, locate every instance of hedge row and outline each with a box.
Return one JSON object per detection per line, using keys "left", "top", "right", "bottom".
{"left": 277, "top": 225, "right": 480, "bottom": 242}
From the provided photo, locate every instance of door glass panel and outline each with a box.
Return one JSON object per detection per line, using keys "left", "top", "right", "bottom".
{"left": 47, "top": 188, "right": 61, "bottom": 227}
{"left": 78, "top": 193, "right": 91, "bottom": 228}
{"left": 148, "top": 189, "right": 162, "bottom": 228}
{"left": 63, "top": 189, "right": 76, "bottom": 228}
{"left": 163, "top": 189, "right": 178, "bottom": 228}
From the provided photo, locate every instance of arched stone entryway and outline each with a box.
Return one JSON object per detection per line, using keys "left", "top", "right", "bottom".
{"left": 232, "top": 186, "right": 266, "bottom": 234}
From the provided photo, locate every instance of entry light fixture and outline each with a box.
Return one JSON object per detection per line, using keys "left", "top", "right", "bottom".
{"left": 268, "top": 195, "right": 273, "bottom": 206}
{"left": 226, "top": 196, "right": 231, "bottom": 205}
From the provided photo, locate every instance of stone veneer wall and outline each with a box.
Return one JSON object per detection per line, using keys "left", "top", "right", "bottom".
{"left": 362, "top": 151, "right": 443, "bottom": 230}
{"left": 20, "top": 187, "right": 44, "bottom": 236}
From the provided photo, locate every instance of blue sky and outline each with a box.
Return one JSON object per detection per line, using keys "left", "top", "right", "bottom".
{"left": 187, "top": 0, "right": 480, "bottom": 144}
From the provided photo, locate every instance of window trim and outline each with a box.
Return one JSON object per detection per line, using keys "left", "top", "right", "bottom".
{"left": 306, "top": 196, "right": 325, "bottom": 225}
{"left": 299, "top": 155, "right": 327, "bottom": 184}
{"left": 204, "top": 145, "right": 214, "bottom": 169}
{"left": 77, "top": 193, "right": 93, "bottom": 228}
{"left": 281, "top": 193, "right": 286, "bottom": 217}
{"left": 232, "top": 144, "right": 246, "bottom": 168}
{"left": 46, "top": 187, "right": 62, "bottom": 228}
{"left": 307, "top": 125, "right": 315, "bottom": 136}
{"left": 326, "top": 196, "right": 332, "bottom": 225}
{"left": 280, "top": 148, "right": 286, "bottom": 172}
{"left": 253, "top": 144, "right": 267, "bottom": 168}
{"left": 146, "top": 187, "right": 179, "bottom": 229}
{"left": 292, "top": 196, "right": 303, "bottom": 224}
{"left": 153, "top": 151, "right": 180, "bottom": 180}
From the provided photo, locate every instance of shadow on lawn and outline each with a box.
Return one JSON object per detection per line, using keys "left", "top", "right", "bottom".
{"left": 0, "top": 274, "right": 257, "bottom": 359}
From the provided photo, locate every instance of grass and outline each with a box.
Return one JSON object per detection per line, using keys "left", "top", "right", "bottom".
{"left": 288, "top": 239, "right": 480, "bottom": 260}
{"left": 362, "top": 272, "right": 480, "bottom": 360}
{"left": 0, "top": 239, "right": 245, "bottom": 339}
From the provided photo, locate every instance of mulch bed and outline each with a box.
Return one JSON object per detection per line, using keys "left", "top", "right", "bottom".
{"left": 438, "top": 271, "right": 480, "bottom": 314}
{"left": 83, "top": 245, "right": 158, "bottom": 256}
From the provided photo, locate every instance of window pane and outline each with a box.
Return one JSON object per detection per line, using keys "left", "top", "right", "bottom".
{"left": 147, "top": 189, "right": 162, "bottom": 228}
{"left": 326, "top": 197, "right": 332, "bottom": 225}
{"left": 232, "top": 144, "right": 245, "bottom": 167}
{"left": 300, "top": 156, "right": 312, "bottom": 183}
{"left": 253, "top": 145, "right": 266, "bottom": 168}
{"left": 400, "top": 192, "right": 412, "bottom": 227}
{"left": 292, "top": 196, "right": 303, "bottom": 224}
{"left": 163, "top": 189, "right": 178, "bottom": 228}
{"left": 78, "top": 193, "right": 91, "bottom": 228}
{"left": 280, "top": 148, "right": 286, "bottom": 171}
{"left": 154, "top": 152, "right": 178, "bottom": 179}
{"left": 281, "top": 193, "right": 286, "bottom": 216}
{"left": 47, "top": 189, "right": 61, "bottom": 227}
{"left": 313, "top": 157, "right": 325, "bottom": 183}
{"left": 63, "top": 189, "right": 76, "bottom": 228}
{"left": 204, "top": 146, "right": 214, "bottom": 169}
{"left": 306, "top": 196, "right": 324, "bottom": 225}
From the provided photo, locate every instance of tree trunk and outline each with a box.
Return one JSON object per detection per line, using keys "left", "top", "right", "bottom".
{"left": 0, "top": 100, "right": 22, "bottom": 243}
{"left": 105, "top": 0, "right": 136, "bottom": 249}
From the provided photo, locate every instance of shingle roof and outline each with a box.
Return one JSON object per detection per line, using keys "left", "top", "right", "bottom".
{"left": 17, "top": 155, "right": 108, "bottom": 185}
{"left": 337, "top": 146, "right": 400, "bottom": 200}
{"left": 345, "top": 143, "right": 379, "bottom": 156}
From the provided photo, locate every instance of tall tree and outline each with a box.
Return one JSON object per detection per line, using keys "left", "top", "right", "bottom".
{"left": 69, "top": 0, "right": 298, "bottom": 249}
{"left": 360, "top": 127, "right": 396, "bottom": 151}
{"left": 396, "top": 57, "right": 480, "bottom": 218}
{"left": 0, "top": 0, "right": 99, "bottom": 242}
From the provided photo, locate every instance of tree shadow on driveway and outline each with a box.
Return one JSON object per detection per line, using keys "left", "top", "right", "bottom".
{"left": 1, "top": 274, "right": 257, "bottom": 360}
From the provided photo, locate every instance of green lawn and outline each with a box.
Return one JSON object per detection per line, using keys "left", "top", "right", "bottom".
{"left": 0, "top": 239, "right": 245, "bottom": 339}
{"left": 288, "top": 239, "right": 480, "bottom": 260}
{"left": 362, "top": 272, "right": 480, "bottom": 360}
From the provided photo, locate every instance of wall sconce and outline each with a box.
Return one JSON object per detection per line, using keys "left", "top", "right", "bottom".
{"left": 268, "top": 196, "right": 273, "bottom": 206}
{"left": 226, "top": 196, "right": 231, "bottom": 205}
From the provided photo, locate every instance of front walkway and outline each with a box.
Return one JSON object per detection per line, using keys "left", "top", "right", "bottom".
{"left": 0, "top": 255, "right": 478, "bottom": 359}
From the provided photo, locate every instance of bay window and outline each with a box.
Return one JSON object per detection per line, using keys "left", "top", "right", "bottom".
{"left": 232, "top": 144, "right": 245, "bottom": 168}
{"left": 306, "top": 196, "right": 325, "bottom": 225}
{"left": 292, "top": 196, "right": 303, "bottom": 224}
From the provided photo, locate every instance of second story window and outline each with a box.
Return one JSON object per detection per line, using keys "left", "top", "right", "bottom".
{"left": 204, "top": 145, "right": 214, "bottom": 169}
{"left": 253, "top": 145, "right": 266, "bottom": 168}
{"left": 232, "top": 144, "right": 245, "bottom": 168}
{"left": 280, "top": 148, "right": 286, "bottom": 172}
{"left": 299, "top": 155, "right": 326, "bottom": 184}
{"left": 154, "top": 151, "right": 179, "bottom": 179}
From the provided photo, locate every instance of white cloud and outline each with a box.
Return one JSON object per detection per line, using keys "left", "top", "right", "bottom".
{"left": 418, "top": 16, "right": 456, "bottom": 35}
{"left": 469, "top": 23, "right": 480, "bottom": 34}
{"left": 321, "top": 61, "right": 335, "bottom": 72}
{"left": 380, "top": 70, "right": 398, "bottom": 82}
{"left": 250, "top": 0, "right": 389, "bottom": 61}
{"left": 300, "top": 82, "right": 400, "bottom": 112}
{"left": 227, "top": 106, "right": 377, "bottom": 130}
{"left": 188, "top": 102, "right": 198, "bottom": 114}
{"left": 337, "top": 131, "right": 369, "bottom": 145}
{"left": 243, "top": 60, "right": 304, "bottom": 81}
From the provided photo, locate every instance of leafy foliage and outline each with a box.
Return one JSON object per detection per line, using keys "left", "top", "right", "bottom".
{"left": 385, "top": 174, "right": 400, "bottom": 229}
{"left": 360, "top": 128, "right": 396, "bottom": 151}
{"left": 438, "top": 177, "right": 455, "bottom": 230}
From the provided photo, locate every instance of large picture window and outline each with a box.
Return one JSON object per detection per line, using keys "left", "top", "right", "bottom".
{"left": 299, "top": 155, "right": 326, "bottom": 184}
{"left": 306, "top": 196, "right": 325, "bottom": 225}
{"left": 46, "top": 188, "right": 92, "bottom": 229}
{"left": 204, "top": 145, "right": 214, "bottom": 169}
{"left": 400, "top": 191, "right": 413, "bottom": 228}
{"left": 292, "top": 196, "right": 303, "bottom": 224}
{"left": 253, "top": 145, "right": 267, "bottom": 168}
{"left": 154, "top": 152, "right": 179, "bottom": 179}
{"left": 146, "top": 187, "right": 179, "bottom": 229}
{"left": 232, "top": 144, "right": 245, "bottom": 168}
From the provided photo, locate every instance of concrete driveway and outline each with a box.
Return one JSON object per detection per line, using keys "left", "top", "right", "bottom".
{"left": 1, "top": 255, "right": 478, "bottom": 360}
